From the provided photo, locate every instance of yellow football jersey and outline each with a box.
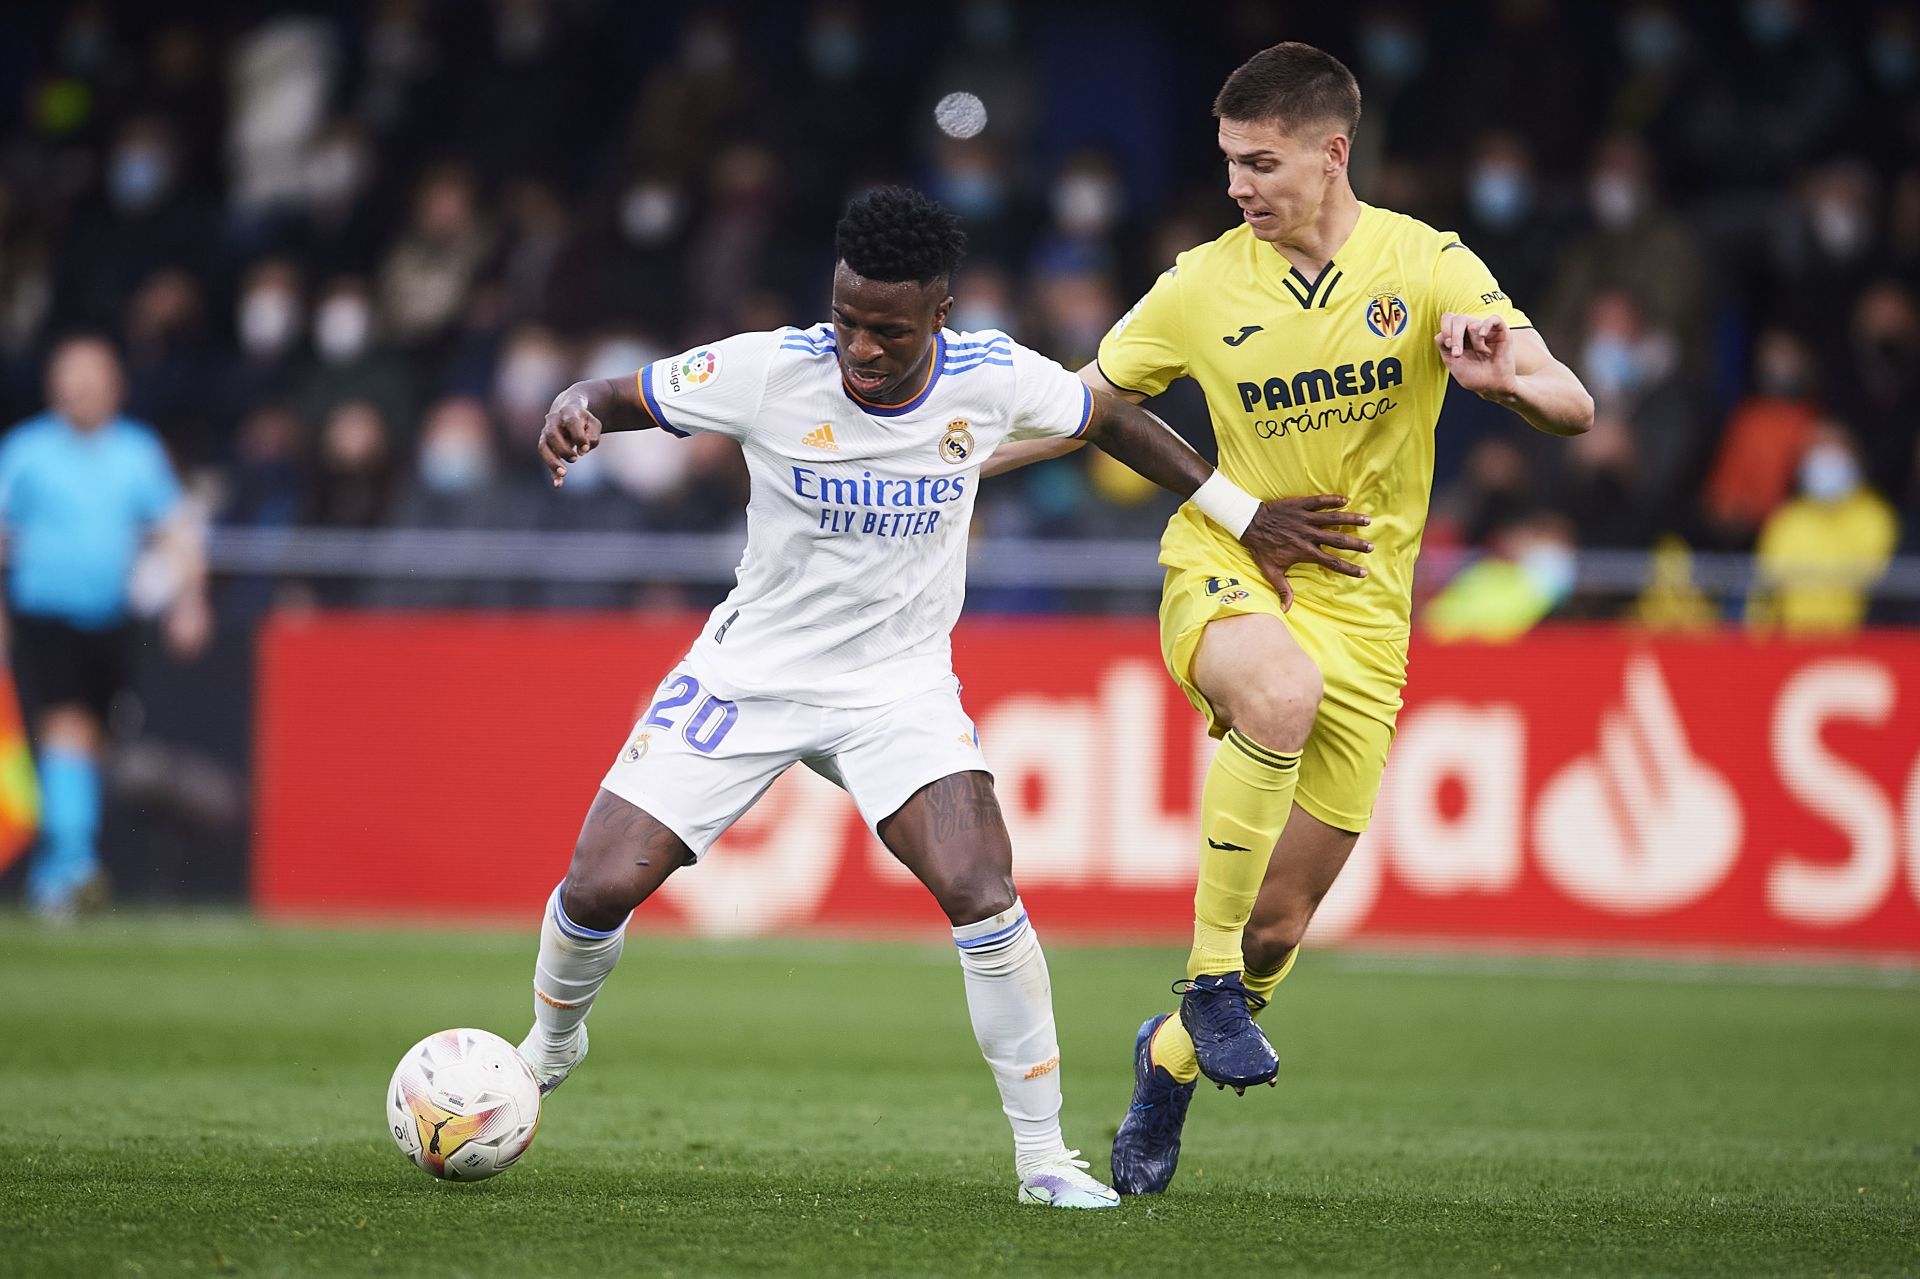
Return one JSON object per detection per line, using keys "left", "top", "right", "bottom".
{"left": 1098, "top": 203, "right": 1531, "bottom": 639}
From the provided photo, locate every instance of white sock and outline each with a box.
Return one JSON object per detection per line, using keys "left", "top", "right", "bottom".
{"left": 530, "top": 882, "right": 627, "bottom": 1047}
{"left": 952, "top": 898, "right": 1071, "bottom": 1177}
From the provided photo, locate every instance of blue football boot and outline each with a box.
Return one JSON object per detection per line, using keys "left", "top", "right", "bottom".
{"left": 1110, "top": 1014, "right": 1196, "bottom": 1195}
{"left": 1177, "top": 972, "right": 1279, "bottom": 1092}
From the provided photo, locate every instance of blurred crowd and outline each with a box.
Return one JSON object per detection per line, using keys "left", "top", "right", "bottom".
{"left": 0, "top": 0, "right": 1916, "bottom": 619}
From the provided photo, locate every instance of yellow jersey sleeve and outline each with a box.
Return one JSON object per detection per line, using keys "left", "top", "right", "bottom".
{"left": 1432, "top": 237, "right": 1532, "bottom": 330}
{"left": 1097, "top": 263, "right": 1187, "bottom": 397}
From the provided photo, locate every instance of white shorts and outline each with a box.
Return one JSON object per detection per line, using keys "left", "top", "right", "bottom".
{"left": 598, "top": 656, "right": 990, "bottom": 859}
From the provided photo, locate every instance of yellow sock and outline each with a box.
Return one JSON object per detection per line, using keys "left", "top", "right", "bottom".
{"left": 1187, "top": 730, "right": 1300, "bottom": 978}
{"left": 1243, "top": 949, "right": 1298, "bottom": 1010}
{"left": 1148, "top": 1013, "right": 1201, "bottom": 1084}
{"left": 1149, "top": 949, "right": 1301, "bottom": 1084}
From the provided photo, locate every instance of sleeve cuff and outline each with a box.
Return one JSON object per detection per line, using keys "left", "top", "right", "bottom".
{"left": 1094, "top": 358, "right": 1152, "bottom": 397}
{"left": 1069, "top": 381, "right": 1094, "bottom": 438}
{"left": 639, "top": 365, "right": 690, "bottom": 438}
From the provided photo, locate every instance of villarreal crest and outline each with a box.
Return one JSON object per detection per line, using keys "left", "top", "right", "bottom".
{"left": 1365, "top": 293, "right": 1409, "bottom": 339}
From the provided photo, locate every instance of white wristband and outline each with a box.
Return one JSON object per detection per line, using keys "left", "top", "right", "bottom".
{"left": 1191, "top": 471, "right": 1260, "bottom": 539}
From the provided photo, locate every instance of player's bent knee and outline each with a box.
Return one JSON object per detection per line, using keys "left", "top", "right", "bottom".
{"left": 1226, "top": 665, "right": 1322, "bottom": 750}
{"left": 557, "top": 870, "right": 634, "bottom": 933}
{"left": 937, "top": 872, "right": 1018, "bottom": 928}
{"left": 560, "top": 792, "right": 691, "bottom": 928}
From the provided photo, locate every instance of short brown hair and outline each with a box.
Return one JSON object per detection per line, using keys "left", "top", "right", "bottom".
{"left": 1213, "top": 42, "right": 1362, "bottom": 139}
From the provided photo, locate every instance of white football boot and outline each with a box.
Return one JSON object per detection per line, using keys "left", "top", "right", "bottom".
{"left": 516, "top": 1023, "right": 588, "bottom": 1096}
{"left": 1017, "top": 1151, "right": 1121, "bottom": 1209}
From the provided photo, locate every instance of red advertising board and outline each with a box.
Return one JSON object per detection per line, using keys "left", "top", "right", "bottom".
{"left": 255, "top": 614, "right": 1920, "bottom": 958}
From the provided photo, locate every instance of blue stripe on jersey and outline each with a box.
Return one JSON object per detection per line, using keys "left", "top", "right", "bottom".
{"left": 639, "top": 364, "right": 690, "bottom": 438}
{"left": 784, "top": 329, "right": 834, "bottom": 347}
{"left": 1070, "top": 381, "right": 1094, "bottom": 438}
{"left": 945, "top": 338, "right": 1011, "bottom": 354}
{"left": 781, "top": 341, "right": 836, "bottom": 356}
{"left": 955, "top": 910, "right": 1030, "bottom": 950}
{"left": 942, "top": 357, "right": 1014, "bottom": 373}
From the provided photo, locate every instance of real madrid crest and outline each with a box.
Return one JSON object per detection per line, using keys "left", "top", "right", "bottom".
{"left": 940, "top": 419, "right": 974, "bottom": 464}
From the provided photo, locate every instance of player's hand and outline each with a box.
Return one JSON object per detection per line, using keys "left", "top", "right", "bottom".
{"left": 1435, "top": 312, "right": 1517, "bottom": 399}
{"left": 538, "top": 395, "right": 602, "bottom": 487}
{"left": 163, "top": 589, "right": 213, "bottom": 661}
{"left": 1241, "top": 495, "right": 1373, "bottom": 611}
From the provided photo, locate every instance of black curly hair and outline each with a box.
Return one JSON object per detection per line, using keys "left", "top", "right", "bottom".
{"left": 834, "top": 186, "right": 967, "bottom": 289}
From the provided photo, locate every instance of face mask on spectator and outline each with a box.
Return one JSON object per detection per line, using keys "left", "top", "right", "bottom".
{"left": 1756, "top": 357, "right": 1807, "bottom": 398}
{"left": 109, "top": 144, "right": 170, "bottom": 212}
{"left": 1583, "top": 335, "right": 1650, "bottom": 398}
{"left": 315, "top": 297, "right": 372, "bottom": 363}
{"left": 1589, "top": 174, "right": 1644, "bottom": 231}
{"left": 940, "top": 169, "right": 1006, "bottom": 221}
{"left": 1744, "top": 0, "right": 1797, "bottom": 46}
{"left": 963, "top": 2, "right": 1012, "bottom": 44}
{"left": 602, "top": 429, "right": 692, "bottom": 501}
{"left": 952, "top": 300, "right": 1014, "bottom": 334}
{"left": 806, "top": 22, "right": 863, "bottom": 79}
{"left": 1872, "top": 34, "right": 1918, "bottom": 90}
{"left": 557, "top": 447, "right": 608, "bottom": 496}
{"left": 62, "top": 21, "right": 110, "bottom": 73}
{"left": 1052, "top": 173, "right": 1120, "bottom": 236}
{"left": 1811, "top": 199, "right": 1869, "bottom": 259}
{"left": 581, "top": 339, "right": 655, "bottom": 382}
{"left": 1360, "top": 22, "right": 1423, "bottom": 82}
{"left": 1468, "top": 164, "right": 1530, "bottom": 230}
{"left": 620, "top": 183, "right": 682, "bottom": 246}
{"left": 1622, "top": 11, "right": 1683, "bottom": 70}
{"left": 304, "top": 140, "right": 368, "bottom": 206}
{"left": 495, "top": 350, "right": 568, "bottom": 421}
{"left": 682, "top": 25, "right": 732, "bottom": 75}
{"left": 419, "top": 438, "right": 493, "bottom": 494}
{"left": 1799, "top": 445, "right": 1859, "bottom": 502}
{"left": 240, "top": 289, "right": 300, "bottom": 357}
{"left": 1519, "top": 543, "right": 1577, "bottom": 605}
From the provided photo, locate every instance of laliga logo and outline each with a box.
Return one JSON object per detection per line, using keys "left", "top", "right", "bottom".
{"left": 1532, "top": 653, "right": 1743, "bottom": 913}
{"left": 1365, "top": 293, "right": 1409, "bottom": 339}
{"left": 679, "top": 349, "right": 719, "bottom": 386}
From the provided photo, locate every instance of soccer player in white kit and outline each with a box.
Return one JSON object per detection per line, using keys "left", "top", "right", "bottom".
{"left": 518, "top": 188, "right": 1301, "bottom": 1208}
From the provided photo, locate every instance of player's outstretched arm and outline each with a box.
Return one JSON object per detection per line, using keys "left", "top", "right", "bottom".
{"left": 1435, "top": 315, "right": 1594, "bottom": 438}
{"left": 537, "top": 375, "right": 655, "bottom": 487}
{"left": 981, "top": 364, "right": 1134, "bottom": 478}
{"left": 1082, "top": 390, "right": 1373, "bottom": 609}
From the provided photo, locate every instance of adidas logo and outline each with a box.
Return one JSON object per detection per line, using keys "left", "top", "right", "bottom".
{"left": 801, "top": 423, "right": 839, "bottom": 451}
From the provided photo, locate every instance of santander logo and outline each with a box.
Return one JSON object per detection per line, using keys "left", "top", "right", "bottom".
{"left": 1532, "top": 653, "right": 1744, "bottom": 914}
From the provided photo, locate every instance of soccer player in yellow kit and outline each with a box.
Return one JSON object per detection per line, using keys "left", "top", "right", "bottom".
{"left": 986, "top": 42, "right": 1593, "bottom": 1195}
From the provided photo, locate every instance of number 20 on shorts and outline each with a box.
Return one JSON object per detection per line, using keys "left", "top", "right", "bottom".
{"left": 641, "top": 674, "right": 740, "bottom": 754}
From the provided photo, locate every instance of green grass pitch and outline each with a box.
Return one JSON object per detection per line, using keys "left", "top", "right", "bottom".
{"left": 1, "top": 916, "right": 1915, "bottom": 1278}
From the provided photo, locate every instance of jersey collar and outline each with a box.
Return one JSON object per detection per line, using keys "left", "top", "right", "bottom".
{"left": 1262, "top": 203, "right": 1380, "bottom": 312}
{"left": 842, "top": 331, "right": 944, "bottom": 417}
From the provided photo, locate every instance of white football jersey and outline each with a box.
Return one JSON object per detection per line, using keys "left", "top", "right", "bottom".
{"left": 635, "top": 324, "right": 1093, "bottom": 706}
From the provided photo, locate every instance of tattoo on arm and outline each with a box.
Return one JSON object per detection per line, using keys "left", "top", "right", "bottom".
{"left": 1081, "top": 391, "right": 1213, "bottom": 498}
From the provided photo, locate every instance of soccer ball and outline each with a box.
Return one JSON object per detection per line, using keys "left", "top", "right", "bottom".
{"left": 387, "top": 1028, "right": 542, "bottom": 1181}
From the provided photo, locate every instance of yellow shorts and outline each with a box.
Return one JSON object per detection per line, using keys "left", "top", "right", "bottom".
{"left": 1159, "top": 564, "right": 1408, "bottom": 833}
